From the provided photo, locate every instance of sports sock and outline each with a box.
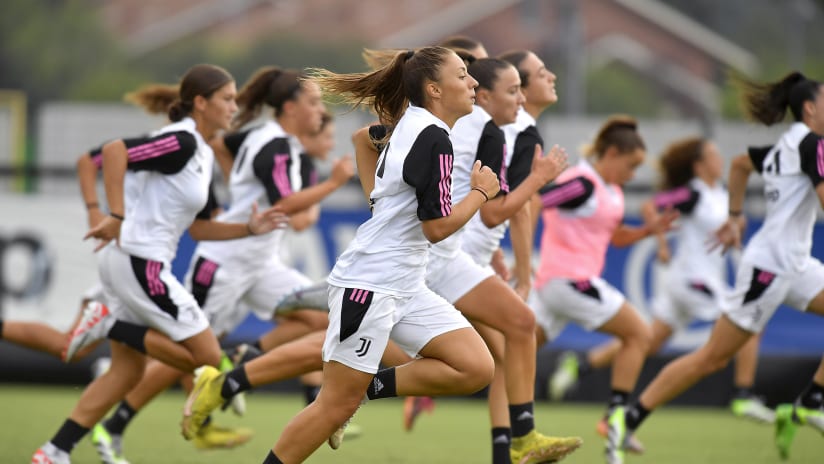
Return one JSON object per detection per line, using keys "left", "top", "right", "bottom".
{"left": 108, "top": 321, "right": 148, "bottom": 353}
{"left": 262, "top": 450, "right": 284, "bottom": 464}
{"left": 303, "top": 384, "right": 320, "bottom": 405}
{"left": 625, "top": 401, "right": 651, "bottom": 431}
{"left": 799, "top": 381, "right": 824, "bottom": 409}
{"left": 51, "top": 418, "right": 89, "bottom": 453}
{"left": 491, "top": 427, "right": 511, "bottom": 464}
{"left": 509, "top": 402, "right": 535, "bottom": 438}
{"left": 103, "top": 400, "right": 137, "bottom": 435}
{"left": 221, "top": 366, "right": 252, "bottom": 400}
{"left": 366, "top": 367, "right": 397, "bottom": 400}
{"left": 608, "top": 389, "right": 630, "bottom": 410}
{"left": 733, "top": 386, "right": 754, "bottom": 399}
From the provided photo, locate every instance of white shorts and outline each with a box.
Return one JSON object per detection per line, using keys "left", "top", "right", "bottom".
{"left": 322, "top": 285, "right": 471, "bottom": 374}
{"left": 530, "top": 276, "right": 626, "bottom": 341}
{"left": 184, "top": 254, "right": 314, "bottom": 337}
{"left": 425, "top": 251, "right": 495, "bottom": 304}
{"left": 650, "top": 270, "right": 727, "bottom": 331}
{"left": 98, "top": 245, "right": 209, "bottom": 342}
{"left": 723, "top": 257, "right": 824, "bottom": 333}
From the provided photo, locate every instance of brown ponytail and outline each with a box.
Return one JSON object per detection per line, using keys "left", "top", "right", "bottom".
{"left": 736, "top": 71, "right": 821, "bottom": 125}
{"left": 585, "top": 115, "right": 645, "bottom": 159}
{"left": 310, "top": 46, "right": 455, "bottom": 129}
{"left": 233, "top": 66, "right": 305, "bottom": 130}
{"left": 123, "top": 64, "right": 233, "bottom": 122}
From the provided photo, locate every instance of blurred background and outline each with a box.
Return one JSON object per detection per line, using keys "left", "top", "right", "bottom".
{"left": 1, "top": 0, "right": 824, "bottom": 405}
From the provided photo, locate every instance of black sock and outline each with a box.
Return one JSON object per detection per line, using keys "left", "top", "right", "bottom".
{"left": 608, "top": 389, "right": 630, "bottom": 410}
{"left": 221, "top": 366, "right": 252, "bottom": 400}
{"left": 102, "top": 400, "right": 137, "bottom": 435}
{"left": 51, "top": 419, "right": 89, "bottom": 453}
{"left": 625, "top": 401, "right": 652, "bottom": 431}
{"left": 262, "top": 450, "right": 284, "bottom": 464}
{"left": 108, "top": 321, "right": 148, "bottom": 353}
{"left": 366, "top": 367, "right": 397, "bottom": 400}
{"left": 799, "top": 381, "right": 824, "bottom": 409}
{"left": 578, "top": 353, "right": 592, "bottom": 376}
{"left": 0, "top": 319, "right": 4, "bottom": 338}
{"left": 491, "top": 427, "right": 511, "bottom": 464}
{"left": 252, "top": 339, "right": 263, "bottom": 351}
{"left": 733, "top": 386, "right": 754, "bottom": 399}
{"left": 509, "top": 402, "right": 535, "bottom": 438}
{"left": 303, "top": 384, "right": 321, "bottom": 405}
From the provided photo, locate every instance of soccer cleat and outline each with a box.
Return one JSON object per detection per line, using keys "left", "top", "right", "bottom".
{"left": 63, "top": 301, "right": 114, "bottom": 362}
{"left": 731, "top": 396, "right": 776, "bottom": 423}
{"left": 775, "top": 404, "right": 798, "bottom": 460}
{"left": 604, "top": 406, "right": 626, "bottom": 464}
{"left": 274, "top": 282, "right": 329, "bottom": 315}
{"left": 509, "top": 430, "right": 583, "bottom": 464}
{"left": 218, "top": 352, "right": 246, "bottom": 417}
{"left": 91, "top": 423, "right": 129, "bottom": 464}
{"left": 182, "top": 366, "right": 227, "bottom": 440}
{"left": 793, "top": 403, "right": 824, "bottom": 433}
{"left": 191, "top": 423, "right": 253, "bottom": 450}
{"left": 32, "top": 442, "right": 70, "bottom": 464}
{"left": 328, "top": 397, "right": 367, "bottom": 450}
{"left": 596, "top": 417, "right": 645, "bottom": 454}
{"left": 403, "top": 396, "right": 436, "bottom": 431}
{"left": 90, "top": 357, "right": 112, "bottom": 380}
{"left": 549, "top": 351, "right": 580, "bottom": 401}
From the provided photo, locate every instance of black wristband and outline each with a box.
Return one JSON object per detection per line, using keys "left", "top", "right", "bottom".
{"left": 110, "top": 212, "right": 125, "bottom": 221}
{"left": 472, "top": 187, "right": 490, "bottom": 202}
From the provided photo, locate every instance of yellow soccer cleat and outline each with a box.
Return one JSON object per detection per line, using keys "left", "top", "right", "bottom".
{"left": 182, "top": 366, "right": 226, "bottom": 440}
{"left": 191, "top": 423, "right": 253, "bottom": 450}
{"left": 510, "top": 430, "right": 583, "bottom": 464}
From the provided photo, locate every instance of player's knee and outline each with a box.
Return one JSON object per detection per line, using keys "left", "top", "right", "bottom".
{"left": 461, "top": 350, "right": 495, "bottom": 393}
{"left": 698, "top": 350, "right": 732, "bottom": 375}
{"left": 506, "top": 304, "right": 536, "bottom": 337}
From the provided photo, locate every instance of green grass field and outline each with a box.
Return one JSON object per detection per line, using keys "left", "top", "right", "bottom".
{"left": 6, "top": 384, "right": 820, "bottom": 463}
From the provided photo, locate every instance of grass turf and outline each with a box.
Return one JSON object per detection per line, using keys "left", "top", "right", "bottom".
{"left": 6, "top": 384, "right": 821, "bottom": 463}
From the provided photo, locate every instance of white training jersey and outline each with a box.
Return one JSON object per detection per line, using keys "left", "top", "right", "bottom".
{"left": 430, "top": 106, "right": 497, "bottom": 259}
{"left": 328, "top": 105, "right": 454, "bottom": 296}
{"left": 117, "top": 117, "right": 214, "bottom": 263}
{"left": 653, "top": 178, "right": 728, "bottom": 285}
{"left": 743, "top": 122, "right": 824, "bottom": 274}
{"left": 196, "top": 120, "right": 303, "bottom": 267}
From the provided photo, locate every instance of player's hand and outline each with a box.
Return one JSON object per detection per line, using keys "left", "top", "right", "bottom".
{"left": 330, "top": 155, "right": 356, "bottom": 186}
{"left": 707, "top": 217, "right": 742, "bottom": 254}
{"left": 531, "top": 144, "right": 568, "bottom": 184}
{"left": 469, "top": 160, "right": 500, "bottom": 201}
{"left": 84, "top": 215, "right": 122, "bottom": 252}
{"left": 247, "top": 203, "right": 290, "bottom": 235}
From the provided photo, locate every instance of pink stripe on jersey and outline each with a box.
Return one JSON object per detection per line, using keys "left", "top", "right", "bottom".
{"left": 817, "top": 139, "right": 824, "bottom": 176}
{"left": 654, "top": 187, "right": 691, "bottom": 209}
{"left": 127, "top": 136, "right": 181, "bottom": 162}
{"left": 194, "top": 259, "right": 218, "bottom": 286}
{"left": 541, "top": 180, "right": 585, "bottom": 208}
{"left": 146, "top": 261, "right": 166, "bottom": 296}
{"left": 272, "top": 154, "right": 292, "bottom": 197}
{"left": 757, "top": 270, "right": 775, "bottom": 285}
{"left": 499, "top": 145, "right": 510, "bottom": 193}
{"left": 438, "top": 154, "right": 453, "bottom": 216}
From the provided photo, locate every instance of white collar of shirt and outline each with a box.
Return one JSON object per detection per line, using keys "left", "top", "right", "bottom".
{"left": 405, "top": 104, "right": 452, "bottom": 135}
{"left": 264, "top": 119, "right": 305, "bottom": 154}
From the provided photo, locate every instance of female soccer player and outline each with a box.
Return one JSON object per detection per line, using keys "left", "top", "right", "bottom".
{"left": 32, "top": 64, "right": 287, "bottom": 464}
{"left": 528, "top": 116, "right": 677, "bottom": 464}
{"left": 549, "top": 137, "right": 773, "bottom": 426}
{"left": 617, "top": 72, "right": 824, "bottom": 463}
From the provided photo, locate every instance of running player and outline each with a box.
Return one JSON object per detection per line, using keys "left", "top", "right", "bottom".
{"left": 527, "top": 116, "right": 677, "bottom": 464}
{"left": 549, "top": 137, "right": 774, "bottom": 427}
{"left": 32, "top": 64, "right": 287, "bottom": 464}
{"left": 615, "top": 72, "right": 824, "bottom": 464}
{"left": 182, "top": 46, "right": 501, "bottom": 464}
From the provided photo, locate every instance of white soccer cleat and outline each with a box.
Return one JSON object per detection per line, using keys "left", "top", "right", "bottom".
{"left": 63, "top": 301, "right": 114, "bottom": 362}
{"left": 730, "top": 396, "right": 776, "bottom": 424}
{"left": 32, "top": 442, "right": 70, "bottom": 464}
{"left": 91, "top": 423, "right": 129, "bottom": 464}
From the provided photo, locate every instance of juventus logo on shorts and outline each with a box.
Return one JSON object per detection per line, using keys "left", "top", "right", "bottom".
{"left": 355, "top": 337, "right": 372, "bottom": 357}
{"left": 339, "top": 288, "right": 374, "bottom": 343}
